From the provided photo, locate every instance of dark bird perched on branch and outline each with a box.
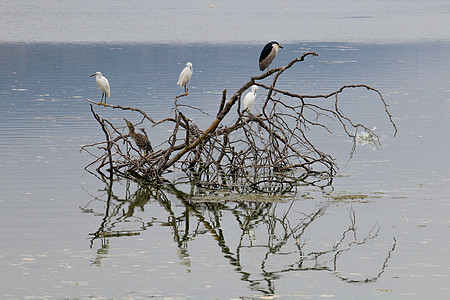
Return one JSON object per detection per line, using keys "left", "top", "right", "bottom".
{"left": 259, "top": 41, "right": 284, "bottom": 72}
{"left": 90, "top": 72, "right": 110, "bottom": 104}
{"left": 124, "top": 118, "right": 153, "bottom": 155}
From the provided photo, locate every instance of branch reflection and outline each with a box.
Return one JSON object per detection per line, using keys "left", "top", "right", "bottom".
{"left": 81, "top": 178, "right": 396, "bottom": 293}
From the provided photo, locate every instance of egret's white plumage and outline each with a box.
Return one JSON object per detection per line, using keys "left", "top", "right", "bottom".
{"left": 90, "top": 72, "right": 110, "bottom": 104}
{"left": 243, "top": 85, "right": 258, "bottom": 112}
{"left": 177, "top": 62, "right": 193, "bottom": 94}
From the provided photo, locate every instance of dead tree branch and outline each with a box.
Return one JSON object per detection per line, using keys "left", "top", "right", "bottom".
{"left": 82, "top": 52, "right": 396, "bottom": 192}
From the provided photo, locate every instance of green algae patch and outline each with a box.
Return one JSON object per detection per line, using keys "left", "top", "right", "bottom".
{"left": 325, "top": 192, "right": 384, "bottom": 203}
{"left": 190, "top": 192, "right": 295, "bottom": 203}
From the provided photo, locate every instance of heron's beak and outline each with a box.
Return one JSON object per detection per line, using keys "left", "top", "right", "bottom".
{"left": 279, "top": 45, "right": 284, "bottom": 49}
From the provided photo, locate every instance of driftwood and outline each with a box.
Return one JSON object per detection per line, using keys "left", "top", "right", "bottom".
{"left": 81, "top": 52, "right": 397, "bottom": 192}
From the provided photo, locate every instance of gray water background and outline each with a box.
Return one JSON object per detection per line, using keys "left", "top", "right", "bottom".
{"left": 1, "top": 0, "right": 449, "bottom": 44}
{"left": 1, "top": 1, "right": 450, "bottom": 299}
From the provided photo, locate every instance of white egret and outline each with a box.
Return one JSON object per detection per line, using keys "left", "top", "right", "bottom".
{"left": 177, "top": 62, "right": 193, "bottom": 94}
{"left": 90, "top": 72, "right": 110, "bottom": 104}
{"left": 243, "top": 85, "right": 258, "bottom": 112}
{"left": 259, "top": 41, "right": 284, "bottom": 72}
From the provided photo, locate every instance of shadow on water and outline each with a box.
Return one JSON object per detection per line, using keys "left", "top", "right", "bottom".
{"left": 81, "top": 174, "right": 396, "bottom": 295}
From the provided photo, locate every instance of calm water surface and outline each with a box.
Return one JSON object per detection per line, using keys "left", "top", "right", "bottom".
{"left": 1, "top": 1, "right": 450, "bottom": 298}
{"left": 0, "top": 41, "right": 449, "bottom": 299}
{"left": 1, "top": 0, "right": 449, "bottom": 43}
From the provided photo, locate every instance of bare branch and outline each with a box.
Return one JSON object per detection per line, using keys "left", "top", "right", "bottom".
{"left": 82, "top": 52, "right": 396, "bottom": 191}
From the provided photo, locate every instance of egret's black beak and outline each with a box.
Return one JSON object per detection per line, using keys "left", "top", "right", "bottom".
{"left": 90, "top": 74, "right": 95, "bottom": 77}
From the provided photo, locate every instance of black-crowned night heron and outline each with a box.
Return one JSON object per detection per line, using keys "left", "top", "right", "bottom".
{"left": 243, "top": 85, "right": 258, "bottom": 112}
{"left": 259, "top": 41, "right": 284, "bottom": 72}
{"left": 124, "top": 118, "right": 153, "bottom": 155}
{"left": 177, "top": 62, "right": 193, "bottom": 94}
{"left": 90, "top": 72, "right": 110, "bottom": 104}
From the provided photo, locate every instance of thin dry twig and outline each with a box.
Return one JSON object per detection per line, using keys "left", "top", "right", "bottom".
{"left": 82, "top": 52, "right": 396, "bottom": 192}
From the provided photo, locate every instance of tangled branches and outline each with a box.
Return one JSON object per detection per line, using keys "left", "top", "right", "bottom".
{"left": 83, "top": 180, "right": 397, "bottom": 290}
{"left": 82, "top": 52, "right": 396, "bottom": 192}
